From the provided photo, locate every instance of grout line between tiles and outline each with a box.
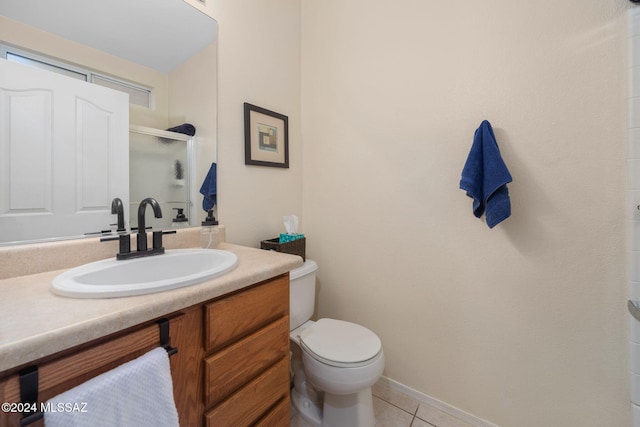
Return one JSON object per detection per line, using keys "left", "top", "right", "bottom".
{"left": 374, "top": 393, "right": 417, "bottom": 418}
{"left": 374, "top": 393, "right": 423, "bottom": 426}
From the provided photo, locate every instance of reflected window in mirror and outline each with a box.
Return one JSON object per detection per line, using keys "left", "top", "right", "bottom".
{"left": 1, "top": 44, "right": 152, "bottom": 108}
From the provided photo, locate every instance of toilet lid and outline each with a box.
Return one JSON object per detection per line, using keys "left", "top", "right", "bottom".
{"left": 299, "top": 318, "right": 382, "bottom": 365}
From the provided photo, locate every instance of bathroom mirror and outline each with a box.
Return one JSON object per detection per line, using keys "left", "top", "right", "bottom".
{"left": 0, "top": 0, "right": 218, "bottom": 245}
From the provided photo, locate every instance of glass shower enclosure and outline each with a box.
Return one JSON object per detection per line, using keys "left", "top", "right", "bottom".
{"left": 129, "top": 125, "right": 195, "bottom": 230}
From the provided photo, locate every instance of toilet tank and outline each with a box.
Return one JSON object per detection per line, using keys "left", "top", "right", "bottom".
{"left": 289, "top": 259, "right": 318, "bottom": 331}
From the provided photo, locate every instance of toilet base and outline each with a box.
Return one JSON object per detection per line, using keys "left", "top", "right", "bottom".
{"left": 292, "top": 386, "right": 376, "bottom": 427}
{"left": 292, "top": 387, "right": 322, "bottom": 427}
{"left": 290, "top": 338, "right": 378, "bottom": 427}
{"left": 323, "top": 388, "right": 375, "bottom": 427}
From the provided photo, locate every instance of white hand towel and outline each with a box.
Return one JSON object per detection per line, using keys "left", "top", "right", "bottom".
{"left": 44, "top": 347, "right": 179, "bottom": 427}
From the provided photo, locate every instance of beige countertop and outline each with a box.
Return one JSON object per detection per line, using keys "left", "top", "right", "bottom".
{"left": 0, "top": 234, "right": 303, "bottom": 373}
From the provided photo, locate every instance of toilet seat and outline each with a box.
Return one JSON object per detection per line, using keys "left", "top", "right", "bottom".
{"left": 299, "top": 318, "right": 382, "bottom": 368}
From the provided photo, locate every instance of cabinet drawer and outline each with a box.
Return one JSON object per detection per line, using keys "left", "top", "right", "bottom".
{"left": 204, "top": 274, "right": 289, "bottom": 351}
{"left": 254, "top": 396, "right": 291, "bottom": 427}
{"left": 204, "top": 357, "right": 289, "bottom": 427}
{"left": 204, "top": 316, "right": 289, "bottom": 407}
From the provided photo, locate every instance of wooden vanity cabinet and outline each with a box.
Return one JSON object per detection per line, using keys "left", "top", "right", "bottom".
{"left": 203, "top": 274, "right": 290, "bottom": 426}
{"left": 0, "top": 273, "right": 291, "bottom": 427}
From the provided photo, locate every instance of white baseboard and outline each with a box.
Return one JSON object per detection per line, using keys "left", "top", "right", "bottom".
{"left": 378, "top": 376, "right": 500, "bottom": 427}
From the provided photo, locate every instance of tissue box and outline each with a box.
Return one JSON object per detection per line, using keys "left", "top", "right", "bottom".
{"left": 260, "top": 236, "right": 306, "bottom": 261}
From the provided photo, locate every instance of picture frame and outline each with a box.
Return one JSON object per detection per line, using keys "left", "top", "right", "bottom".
{"left": 244, "top": 103, "right": 289, "bottom": 168}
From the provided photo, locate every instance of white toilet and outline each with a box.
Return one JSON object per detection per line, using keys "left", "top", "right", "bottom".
{"left": 289, "top": 259, "right": 384, "bottom": 427}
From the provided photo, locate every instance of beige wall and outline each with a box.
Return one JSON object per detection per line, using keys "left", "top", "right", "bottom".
{"left": 169, "top": 41, "right": 218, "bottom": 220}
{"left": 208, "top": 0, "right": 303, "bottom": 247}
{"left": 301, "top": 1, "right": 629, "bottom": 426}
{"left": 175, "top": 0, "right": 632, "bottom": 424}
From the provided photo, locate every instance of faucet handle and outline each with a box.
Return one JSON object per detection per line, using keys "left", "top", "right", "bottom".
{"left": 152, "top": 230, "right": 177, "bottom": 250}
{"left": 101, "top": 233, "right": 131, "bottom": 258}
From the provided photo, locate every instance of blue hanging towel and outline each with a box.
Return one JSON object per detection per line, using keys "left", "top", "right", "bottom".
{"left": 459, "top": 120, "right": 512, "bottom": 228}
{"left": 200, "top": 163, "right": 217, "bottom": 211}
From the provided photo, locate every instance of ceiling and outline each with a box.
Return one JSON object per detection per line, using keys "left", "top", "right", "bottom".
{"left": 0, "top": 0, "right": 217, "bottom": 73}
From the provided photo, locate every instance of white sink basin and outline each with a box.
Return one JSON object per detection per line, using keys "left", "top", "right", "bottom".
{"left": 52, "top": 248, "right": 238, "bottom": 298}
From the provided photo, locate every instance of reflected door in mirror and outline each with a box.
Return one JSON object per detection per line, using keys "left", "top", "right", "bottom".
{"left": 0, "top": 59, "right": 129, "bottom": 244}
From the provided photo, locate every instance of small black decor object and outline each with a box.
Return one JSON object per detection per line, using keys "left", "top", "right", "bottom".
{"left": 172, "top": 208, "right": 188, "bottom": 223}
{"left": 202, "top": 209, "right": 218, "bottom": 226}
{"left": 166, "top": 123, "right": 196, "bottom": 136}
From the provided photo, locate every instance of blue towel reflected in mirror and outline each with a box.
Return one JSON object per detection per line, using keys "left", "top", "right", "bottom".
{"left": 200, "top": 163, "right": 217, "bottom": 211}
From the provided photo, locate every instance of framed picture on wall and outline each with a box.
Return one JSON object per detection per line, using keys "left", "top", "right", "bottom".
{"left": 244, "top": 103, "right": 289, "bottom": 168}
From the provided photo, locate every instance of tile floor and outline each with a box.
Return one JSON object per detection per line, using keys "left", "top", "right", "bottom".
{"left": 290, "top": 379, "right": 473, "bottom": 427}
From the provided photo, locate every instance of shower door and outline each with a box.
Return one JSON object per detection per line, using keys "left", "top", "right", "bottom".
{"left": 129, "top": 126, "right": 193, "bottom": 230}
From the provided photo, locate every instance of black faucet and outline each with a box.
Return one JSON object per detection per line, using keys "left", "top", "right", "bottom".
{"left": 111, "top": 198, "right": 126, "bottom": 232}
{"left": 101, "top": 197, "right": 176, "bottom": 260}
{"left": 109, "top": 197, "right": 130, "bottom": 255}
{"left": 137, "top": 197, "right": 162, "bottom": 252}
